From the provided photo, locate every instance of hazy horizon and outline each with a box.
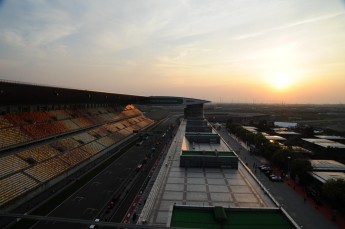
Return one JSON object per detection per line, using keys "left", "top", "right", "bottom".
{"left": 1, "top": 0, "right": 345, "bottom": 104}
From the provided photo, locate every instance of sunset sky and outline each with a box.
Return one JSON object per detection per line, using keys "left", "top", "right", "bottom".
{"left": 0, "top": 0, "right": 345, "bottom": 104}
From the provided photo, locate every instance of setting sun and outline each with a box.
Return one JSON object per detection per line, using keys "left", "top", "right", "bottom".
{"left": 271, "top": 73, "right": 291, "bottom": 90}
{"left": 272, "top": 73, "right": 290, "bottom": 89}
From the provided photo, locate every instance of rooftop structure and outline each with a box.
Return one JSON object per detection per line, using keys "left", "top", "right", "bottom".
{"left": 315, "top": 135, "right": 345, "bottom": 140}
{"left": 272, "top": 128, "right": 288, "bottom": 131}
{"left": 242, "top": 126, "right": 258, "bottom": 134}
{"left": 168, "top": 205, "right": 299, "bottom": 229}
{"left": 265, "top": 135, "right": 287, "bottom": 141}
{"left": 138, "top": 120, "right": 277, "bottom": 226}
{"left": 274, "top": 122, "right": 298, "bottom": 128}
{"left": 275, "top": 131, "right": 300, "bottom": 136}
{"left": 282, "top": 146, "right": 313, "bottom": 155}
{"left": 180, "top": 150, "right": 238, "bottom": 169}
{"left": 310, "top": 160, "right": 345, "bottom": 172}
{"left": 148, "top": 96, "right": 209, "bottom": 106}
{"left": 309, "top": 171, "right": 345, "bottom": 184}
{"left": 302, "top": 138, "right": 345, "bottom": 149}
{"left": 181, "top": 136, "right": 228, "bottom": 152}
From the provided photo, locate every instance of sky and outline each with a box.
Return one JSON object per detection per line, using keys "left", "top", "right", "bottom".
{"left": 0, "top": 0, "right": 345, "bottom": 104}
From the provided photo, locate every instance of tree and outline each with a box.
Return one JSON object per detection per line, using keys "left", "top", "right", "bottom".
{"left": 271, "top": 149, "right": 290, "bottom": 169}
{"left": 290, "top": 158, "right": 312, "bottom": 182}
{"left": 322, "top": 179, "right": 345, "bottom": 209}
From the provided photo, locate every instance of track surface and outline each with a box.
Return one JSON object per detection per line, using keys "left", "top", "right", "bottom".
{"left": 30, "top": 115, "right": 179, "bottom": 229}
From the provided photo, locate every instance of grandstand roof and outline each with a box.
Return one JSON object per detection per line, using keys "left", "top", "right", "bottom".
{"left": 0, "top": 81, "right": 207, "bottom": 107}
{"left": 0, "top": 81, "right": 146, "bottom": 106}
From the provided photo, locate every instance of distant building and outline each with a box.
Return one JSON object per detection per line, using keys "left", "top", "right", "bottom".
{"left": 274, "top": 122, "right": 298, "bottom": 128}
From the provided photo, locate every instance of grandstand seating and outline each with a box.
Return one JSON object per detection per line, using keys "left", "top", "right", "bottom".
{"left": 137, "top": 119, "right": 154, "bottom": 128}
{"left": 97, "top": 108, "right": 109, "bottom": 114}
{"left": 4, "top": 112, "right": 53, "bottom": 125}
{"left": 0, "top": 116, "right": 13, "bottom": 129}
{"left": 59, "top": 148, "right": 91, "bottom": 166}
{"left": 3, "top": 113, "right": 28, "bottom": 126}
{"left": 81, "top": 142, "right": 105, "bottom": 155}
{"left": 90, "top": 127, "right": 109, "bottom": 137}
{"left": 65, "top": 109, "right": 84, "bottom": 118}
{"left": 0, "top": 154, "right": 29, "bottom": 178}
{"left": 23, "top": 123, "right": 61, "bottom": 139}
{"left": 112, "top": 122, "right": 125, "bottom": 130}
{"left": 95, "top": 113, "right": 113, "bottom": 122}
{"left": 0, "top": 106, "right": 151, "bottom": 150}
{"left": 0, "top": 105, "right": 154, "bottom": 208}
{"left": 109, "top": 132, "right": 125, "bottom": 142}
{"left": 97, "top": 136, "right": 116, "bottom": 147}
{"left": 58, "top": 120, "right": 80, "bottom": 131}
{"left": 0, "top": 173, "right": 38, "bottom": 206}
{"left": 50, "top": 138, "right": 81, "bottom": 152}
{"left": 47, "top": 110, "right": 71, "bottom": 120}
{"left": 103, "top": 123, "right": 120, "bottom": 133}
{"left": 20, "top": 112, "right": 52, "bottom": 123}
{"left": 17, "top": 145, "right": 60, "bottom": 163}
{"left": 71, "top": 117, "right": 95, "bottom": 128}
{"left": 118, "top": 129, "right": 131, "bottom": 137}
{"left": 83, "top": 108, "right": 100, "bottom": 116}
{"left": 0, "top": 127, "right": 32, "bottom": 149}
{"left": 72, "top": 132, "right": 96, "bottom": 144}
{"left": 24, "top": 157, "right": 70, "bottom": 182}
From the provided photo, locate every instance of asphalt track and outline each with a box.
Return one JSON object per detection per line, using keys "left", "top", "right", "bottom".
{"left": 29, "top": 115, "right": 180, "bottom": 229}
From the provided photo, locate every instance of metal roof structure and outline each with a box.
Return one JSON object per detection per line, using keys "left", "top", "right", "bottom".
{"left": 265, "top": 135, "right": 287, "bottom": 141}
{"left": 309, "top": 171, "right": 345, "bottom": 184}
{"left": 0, "top": 81, "right": 207, "bottom": 113}
{"left": 315, "top": 135, "right": 345, "bottom": 140}
{"left": 302, "top": 138, "right": 345, "bottom": 149}
{"left": 242, "top": 126, "right": 258, "bottom": 134}
{"left": 274, "top": 122, "right": 298, "bottom": 128}
{"left": 310, "top": 160, "right": 345, "bottom": 172}
{"left": 275, "top": 131, "right": 300, "bottom": 135}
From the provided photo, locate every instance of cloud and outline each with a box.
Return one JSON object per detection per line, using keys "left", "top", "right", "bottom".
{"left": 234, "top": 12, "right": 345, "bottom": 40}
{"left": 1, "top": 29, "right": 26, "bottom": 47}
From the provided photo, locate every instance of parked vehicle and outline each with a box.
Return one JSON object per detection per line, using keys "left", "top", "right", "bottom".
{"left": 269, "top": 174, "right": 282, "bottom": 182}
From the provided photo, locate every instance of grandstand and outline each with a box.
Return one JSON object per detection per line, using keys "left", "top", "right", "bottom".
{"left": 0, "top": 81, "right": 213, "bottom": 229}
{"left": 0, "top": 81, "right": 155, "bottom": 211}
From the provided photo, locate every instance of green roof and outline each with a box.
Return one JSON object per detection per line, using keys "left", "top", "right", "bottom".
{"left": 181, "top": 151, "right": 236, "bottom": 157}
{"left": 170, "top": 206, "right": 296, "bottom": 229}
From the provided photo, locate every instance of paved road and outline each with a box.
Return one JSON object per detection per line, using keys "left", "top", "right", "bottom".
{"left": 29, "top": 116, "right": 179, "bottom": 229}
{"left": 217, "top": 127, "right": 338, "bottom": 229}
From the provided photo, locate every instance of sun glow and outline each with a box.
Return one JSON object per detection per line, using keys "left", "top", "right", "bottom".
{"left": 269, "top": 72, "right": 292, "bottom": 90}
